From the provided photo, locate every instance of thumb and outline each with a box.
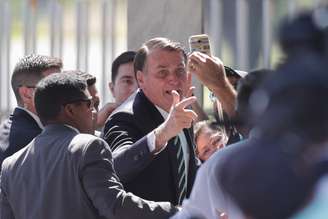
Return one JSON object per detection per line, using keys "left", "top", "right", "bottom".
{"left": 171, "top": 90, "right": 180, "bottom": 107}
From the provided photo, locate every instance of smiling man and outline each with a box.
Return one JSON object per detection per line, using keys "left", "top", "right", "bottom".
{"left": 103, "top": 37, "right": 199, "bottom": 205}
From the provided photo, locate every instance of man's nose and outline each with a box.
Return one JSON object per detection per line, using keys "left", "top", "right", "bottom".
{"left": 167, "top": 73, "right": 180, "bottom": 85}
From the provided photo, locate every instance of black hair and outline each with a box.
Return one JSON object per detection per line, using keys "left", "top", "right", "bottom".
{"left": 64, "top": 70, "right": 96, "bottom": 86}
{"left": 34, "top": 72, "right": 87, "bottom": 123}
{"left": 111, "top": 51, "right": 136, "bottom": 83}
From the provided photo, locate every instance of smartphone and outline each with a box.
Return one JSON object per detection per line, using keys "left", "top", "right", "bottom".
{"left": 188, "top": 34, "right": 211, "bottom": 56}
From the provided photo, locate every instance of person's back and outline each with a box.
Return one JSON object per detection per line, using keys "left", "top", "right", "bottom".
{"left": 1, "top": 126, "right": 103, "bottom": 219}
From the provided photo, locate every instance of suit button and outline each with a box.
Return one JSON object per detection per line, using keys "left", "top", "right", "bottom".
{"left": 134, "top": 155, "right": 138, "bottom": 161}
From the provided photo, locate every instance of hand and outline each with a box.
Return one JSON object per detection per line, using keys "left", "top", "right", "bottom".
{"left": 188, "top": 52, "right": 237, "bottom": 118}
{"left": 188, "top": 52, "right": 229, "bottom": 91}
{"left": 154, "top": 90, "right": 197, "bottom": 152}
{"left": 96, "top": 102, "right": 118, "bottom": 128}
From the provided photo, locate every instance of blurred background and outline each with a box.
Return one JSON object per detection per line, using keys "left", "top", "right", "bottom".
{"left": 0, "top": 0, "right": 325, "bottom": 120}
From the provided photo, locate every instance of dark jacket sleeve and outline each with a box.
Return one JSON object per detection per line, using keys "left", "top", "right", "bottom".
{"left": 102, "top": 113, "right": 154, "bottom": 182}
{"left": 80, "top": 137, "right": 178, "bottom": 219}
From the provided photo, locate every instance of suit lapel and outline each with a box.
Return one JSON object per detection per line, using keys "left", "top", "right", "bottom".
{"left": 133, "top": 90, "right": 164, "bottom": 133}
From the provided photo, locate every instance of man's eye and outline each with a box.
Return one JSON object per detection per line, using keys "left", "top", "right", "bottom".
{"left": 176, "top": 68, "right": 186, "bottom": 77}
{"left": 158, "top": 70, "right": 168, "bottom": 78}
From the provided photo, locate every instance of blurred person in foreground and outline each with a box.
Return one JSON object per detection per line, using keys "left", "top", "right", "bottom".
{"left": 0, "top": 72, "right": 178, "bottom": 219}
{"left": 221, "top": 52, "right": 328, "bottom": 219}
{"left": 220, "top": 8, "right": 328, "bottom": 219}
{"left": 0, "top": 54, "right": 62, "bottom": 167}
{"left": 218, "top": 8, "right": 328, "bottom": 219}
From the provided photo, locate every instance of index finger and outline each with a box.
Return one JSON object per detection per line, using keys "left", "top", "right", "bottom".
{"left": 175, "top": 96, "right": 197, "bottom": 109}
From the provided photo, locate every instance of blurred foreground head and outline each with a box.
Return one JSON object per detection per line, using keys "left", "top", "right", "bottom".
{"left": 279, "top": 7, "right": 328, "bottom": 59}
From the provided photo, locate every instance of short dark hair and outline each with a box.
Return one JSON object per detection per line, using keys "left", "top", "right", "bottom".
{"left": 64, "top": 70, "right": 96, "bottom": 86}
{"left": 111, "top": 51, "right": 136, "bottom": 83}
{"left": 11, "top": 54, "right": 63, "bottom": 105}
{"left": 134, "top": 37, "right": 187, "bottom": 75}
{"left": 34, "top": 72, "right": 87, "bottom": 123}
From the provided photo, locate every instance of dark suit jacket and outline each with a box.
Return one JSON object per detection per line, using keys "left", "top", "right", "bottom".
{"left": 0, "top": 107, "right": 42, "bottom": 167}
{"left": 0, "top": 124, "right": 177, "bottom": 219}
{"left": 102, "top": 90, "right": 199, "bottom": 205}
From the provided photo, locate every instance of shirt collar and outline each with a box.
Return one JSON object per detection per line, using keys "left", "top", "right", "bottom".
{"left": 17, "top": 106, "right": 44, "bottom": 129}
{"left": 63, "top": 124, "right": 80, "bottom": 134}
{"left": 155, "top": 105, "right": 169, "bottom": 120}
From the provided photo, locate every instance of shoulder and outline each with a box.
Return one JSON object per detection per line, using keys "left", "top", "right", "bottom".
{"left": 1, "top": 143, "right": 31, "bottom": 173}
{"left": 111, "top": 90, "right": 139, "bottom": 116}
{"left": 11, "top": 108, "right": 41, "bottom": 131}
{"left": 71, "top": 134, "right": 108, "bottom": 149}
{"left": 70, "top": 134, "right": 111, "bottom": 156}
{"left": 72, "top": 134, "right": 114, "bottom": 166}
{"left": 103, "top": 93, "right": 141, "bottom": 134}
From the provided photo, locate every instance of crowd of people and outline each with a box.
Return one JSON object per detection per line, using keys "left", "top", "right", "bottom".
{"left": 0, "top": 7, "right": 327, "bottom": 219}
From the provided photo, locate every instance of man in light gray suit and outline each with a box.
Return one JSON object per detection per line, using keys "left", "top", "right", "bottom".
{"left": 0, "top": 72, "right": 178, "bottom": 219}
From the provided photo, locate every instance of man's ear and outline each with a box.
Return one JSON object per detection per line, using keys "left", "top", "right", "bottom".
{"left": 136, "top": 70, "right": 144, "bottom": 88}
{"left": 108, "top": 82, "right": 115, "bottom": 97}
{"left": 62, "top": 104, "right": 75, "bottom": 119}
{"left": 18, "top": 87, "right": 33, "bottom": 104}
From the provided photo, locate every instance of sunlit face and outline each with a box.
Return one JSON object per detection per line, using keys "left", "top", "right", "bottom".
{"left": 196, "top": 127, "right": 227, "bottom": 161}
{"left": 137, "top": 49, "right": 187, "bottom": 112}
{"left": 87, "top": 84, "right": 100, "bottom": 131}
{"left": 110, "top": 62, "right": 138, "bottom": 105}
{"left": 71, "top": 89, "right": 97, "bottom": 135}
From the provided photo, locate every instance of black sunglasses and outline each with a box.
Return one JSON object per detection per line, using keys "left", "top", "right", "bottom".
{"left": 63, "top": 96, "right": 94, "bottom": 109}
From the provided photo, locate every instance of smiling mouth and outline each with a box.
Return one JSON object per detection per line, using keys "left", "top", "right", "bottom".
{"left": 165, "top": 89, "right": 182, "bottom": 96}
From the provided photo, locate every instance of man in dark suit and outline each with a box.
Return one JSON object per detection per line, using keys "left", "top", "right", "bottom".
{"left": 103, "top": 37, "right": 199, "bottom": 205}
{"left": 0, "top": 72, "right": 178, "bottom": 219}
{"left": 0, "top": 54, "right": 62, "bottom": 167}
